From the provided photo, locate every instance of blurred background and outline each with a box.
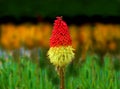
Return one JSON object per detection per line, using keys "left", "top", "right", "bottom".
{"left": 0, "top": 0, "right": 120, "bottom": 89}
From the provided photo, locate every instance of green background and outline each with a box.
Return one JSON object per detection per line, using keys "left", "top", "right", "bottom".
{"left": 0, "top": 0, "right": 120, "bottom": 17}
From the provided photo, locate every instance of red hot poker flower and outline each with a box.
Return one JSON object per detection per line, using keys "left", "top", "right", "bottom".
{"left": 48, "top": 16, "right": 74, "bottom": 67}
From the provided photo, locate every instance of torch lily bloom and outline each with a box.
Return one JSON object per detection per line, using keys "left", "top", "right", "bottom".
{"left": 48, "top": 16, "right": 74, "bottom": 67}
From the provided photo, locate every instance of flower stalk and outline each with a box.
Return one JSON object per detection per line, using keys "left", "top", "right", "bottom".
{"left": 59, "top": 67, "right": 65, "bottom": 89}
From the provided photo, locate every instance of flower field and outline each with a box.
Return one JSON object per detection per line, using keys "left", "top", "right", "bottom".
{"left": 1, "top": 23, "right": 120, "bottom": 62}
{"left": 0, "top": 19, "right": 120, "bottom": 89}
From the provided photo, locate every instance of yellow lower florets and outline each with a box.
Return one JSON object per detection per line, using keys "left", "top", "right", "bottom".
{"left": 47, "top": 46, "right": 74, "bottom": 67}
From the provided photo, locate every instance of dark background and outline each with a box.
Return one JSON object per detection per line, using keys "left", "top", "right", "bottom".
{"left": 0, "top": 0, "right": 120, "bottom": 24}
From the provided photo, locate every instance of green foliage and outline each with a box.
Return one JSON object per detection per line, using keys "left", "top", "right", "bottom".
{"left": 0, "top": 54, "right": 120, "bottom": 89}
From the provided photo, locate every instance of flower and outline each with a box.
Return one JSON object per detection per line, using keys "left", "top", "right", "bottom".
{"left": 47, "top": 16, "right": 75, "bottom": 67}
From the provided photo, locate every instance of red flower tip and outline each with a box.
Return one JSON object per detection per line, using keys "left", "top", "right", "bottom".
{"left": 56, "top": 16, "right": 62, "bottom": 20}
{"left": 50, "top": 16, "right": 72, "bottom": 47}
